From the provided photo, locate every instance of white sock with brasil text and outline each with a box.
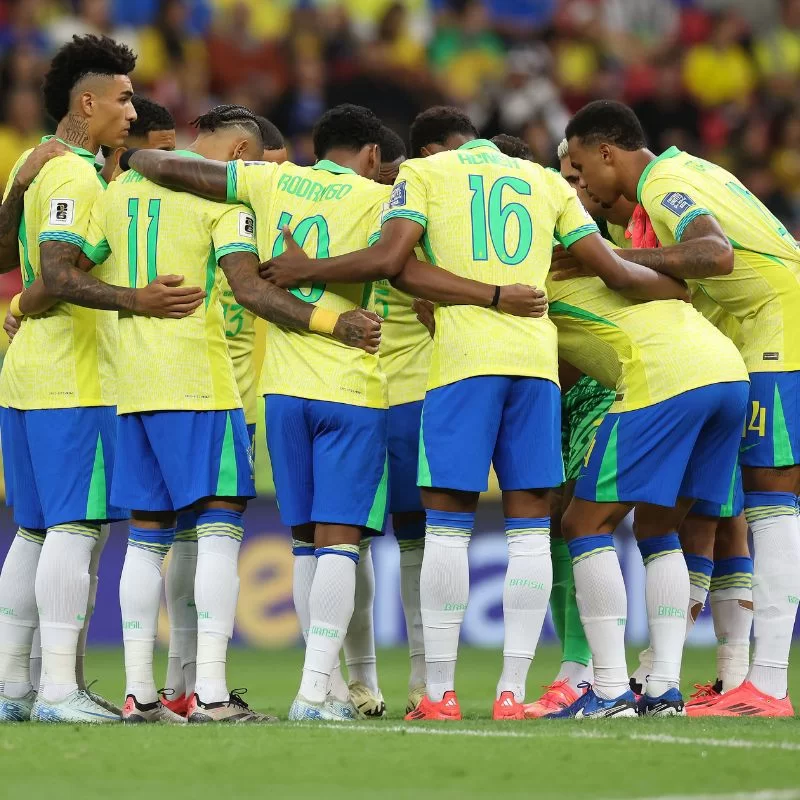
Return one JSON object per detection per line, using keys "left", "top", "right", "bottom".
{"left": 710, "top": 556, "right": 753, "bottom": 690}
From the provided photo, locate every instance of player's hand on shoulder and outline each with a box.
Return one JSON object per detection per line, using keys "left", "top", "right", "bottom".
{"left": 258, "top": 226, "right": 310, "bottom": 288}
{"left": 15, "top": 139, "right": 69, "bottom": 189}
{"left": 4, "top": 307, "right": 20, "bottom": 342}
{"left": 497, "top": 284, "right": 548, "bottom": 318}
{"left": 549, "top": 245, "right": 592, "bottom": 281}
{"left": 333, "top": 308, "right": 382, "bottom": 354}
{"left": 413, "top": 298, "right": 435, "bottom": 337}
{"left": 134, "top": 274, "right": 207, "bottom": 318}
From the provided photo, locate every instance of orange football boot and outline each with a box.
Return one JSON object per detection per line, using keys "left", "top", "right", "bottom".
{"left": 405, "top": 690, "right": 462, "bottom": 721}
{"left": 492, "top": 691, "right": 525, "bottom": 720}
{"left": 686, "top": 680, "right": 794, "bottom": 718}
{"left": 523, "top": 679, "right": 580, "bottom": 719}
{"left": 684, "top": 681, "right": 722, "bottom": 713}
{"left": 160, "top": 692, "right": 189, "bottom": 717}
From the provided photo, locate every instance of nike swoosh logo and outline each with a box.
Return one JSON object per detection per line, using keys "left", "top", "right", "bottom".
{"left": 740, "top": 443, "right": 760, "bottom": 452}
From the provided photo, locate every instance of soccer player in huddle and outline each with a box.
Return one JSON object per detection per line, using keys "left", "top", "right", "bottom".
{"left": 260, "top": 106, "right": 676, "bottom": 720}
{"left": 564, "top": 100, "right": 800, "bottom": 717}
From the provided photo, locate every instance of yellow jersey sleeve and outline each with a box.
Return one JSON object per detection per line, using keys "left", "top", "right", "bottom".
{"left": 382, "top": 160, "right": 428, "bottom": 230}
{"left": 640, "top": 176, "right": 713, "bottom": 244}
{"left": 81, "top": 193, "right": 112, "bottom": 265}
{"left": 212, "top": 204, "right": 258, "bottom": 261}
{"left": 549, "top": 171, "right": 599, "bottom": 248}
{"left": 226, "top": 160, "right": 280, "bottom": 207}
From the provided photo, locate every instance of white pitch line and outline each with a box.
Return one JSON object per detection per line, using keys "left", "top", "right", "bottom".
{"left": 313, "top": 722, "right": 800, "bottom": 752}
{"left": 617, "top": 792, "right": 800, "bottom": 800}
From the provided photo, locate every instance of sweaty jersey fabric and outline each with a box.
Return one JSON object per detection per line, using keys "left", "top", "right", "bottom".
{"left": 383, "top": 139, "right": 598, "bottom": 391}
{"left": 0, "top": 138, "right": 116, "bottom": 409}
{"left": 638, "top": 147, "right": 800, "bottom": 374}
{"left": 226, "top": 158, "right": 388, "bottom": 409}
{"left": 547, "top": 274, "right": 748, "bottom": 413}
{"left": 82, "top": 150, "right": 257, "bottom": 414}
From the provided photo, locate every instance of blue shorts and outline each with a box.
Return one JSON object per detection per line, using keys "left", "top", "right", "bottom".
{"left": 741, "top": 371, "right": 800, "bottom": 468}
{"left": 1, "top": 406, "right": 126, "bottom": 530}
{"left": 690, "top": 465, "right": 744, "bottom": 518}
{"left": 265, "top": 395, "right": 388, "bottom": 531}
{"left": 111, "top": 409, "right": 255, "bottom": 512}
{"left": 576, "top": 381, "right": 749, "bottom": 508}
{"left": 418, "top": 376, "right": 563, "bottom": 493}
{"left": 388, "top": 400, "right": 424, "bottom": 514}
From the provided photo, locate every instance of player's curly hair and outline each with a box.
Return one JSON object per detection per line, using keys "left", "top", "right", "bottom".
{"left": 409, "top": 106, "right": 478, "bottom": 158}
{"left": 492, "top": 134, "right": 533, "bottom": 161}
{"left": 565, "top": 100, "right": 647, "bottom": 151}
{"left": 312, "top": 104, "right": 383, "bottom": 159}
{"left": 379, "top": 126, "right": 407, "bottom": 163}
{"left": 130, "top": 95, "right": 174, "bottom": 137}
{"left": 254, "top": 115, "right": 284, "bottom": 152}
{"left": 191, "top": 104, "right": 263, "bottom": 149}
{"left": 43, "top": 34, "right": 137, "bottom": 123}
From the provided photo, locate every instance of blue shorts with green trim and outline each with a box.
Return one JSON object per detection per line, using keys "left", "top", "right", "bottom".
{"left": 418, "top": 376, "right": 563, "bottom": 492}
{"left": 111, "top": 409, "right": 255, "bottom": 511}
{"left": 388, "top": 400, "right": 424, "bottom": 514}
{"left": 740, "top": 371, "right": 800, "bottom": 468}
{"left": 265, "top": 395, "right": 388, "bottom": 532}
{"left": 575, "top": 382, "right": 749, "bottom": 508}
{"left": 1, "top": 406, "right": 126, "bottom": 529}
{"left": 691, "top": 465, "right": 744, "bottom": 518}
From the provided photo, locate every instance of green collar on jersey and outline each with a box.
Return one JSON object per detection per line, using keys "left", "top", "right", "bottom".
{"left": 636, "top": 145, "right": 681, "bottom": 203}
{"left": 458, "top": 138, "right": 499, "bottom": 152}
{"left": 312, "top": 159, "right": 356, "bottom": 176}
{"left": 41, "top": 135, "right": 97, "bottom": 162}
{"left": 172, "top": 149, "right": 204, "bottom": 159}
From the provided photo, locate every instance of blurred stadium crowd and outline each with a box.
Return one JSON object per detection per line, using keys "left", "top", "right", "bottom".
{"left": 3, "top": 0, "right": 800, "bottom": 249}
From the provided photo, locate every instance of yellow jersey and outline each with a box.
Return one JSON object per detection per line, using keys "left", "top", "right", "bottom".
{"left": 226, "top": 158, "right": 388, "bottom": 409}
{"left": 0, "top": 139, "right": 116, "bottom": 410}
{"left": 639, "top": 146, "right": 800, "bottom": 373}
{"left": 383, "top": 139, "right": 597, "bottom": 391}
{"left": 82, "top": 151, "right": 258, "bottom": 414}
{"left": 218, "top": 271, "right": 258, "bottom": 425}
{"left": 547, "top": 275, "right": 748, "bottom": 413}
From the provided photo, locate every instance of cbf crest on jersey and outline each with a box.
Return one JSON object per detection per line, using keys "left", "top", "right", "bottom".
{"left": 390, "top": 180, "right": 406, "bottom": 208}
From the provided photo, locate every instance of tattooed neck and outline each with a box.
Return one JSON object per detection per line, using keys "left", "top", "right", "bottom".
{"left": 57, "top": 114, "right": 93, "bottom": 152}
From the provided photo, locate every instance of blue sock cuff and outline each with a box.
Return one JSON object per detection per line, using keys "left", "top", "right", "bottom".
{"left": 505, "top": 517, "right": 550, "bottom": 533}
{"left": 744, "top": 491, "right": 797, "bottom": 508}
{"left": 712, "top": 556, "right": 753, "bottom": 578}
{"left": 637, "top": 533, "right": 681, "bottom": 563}
{"left": 394, "top": 520, "right": 426, "bottom": 541}
{"left": 129, "top": 526, "right": 176, "bottom": 546}
{"left": 684, "top": 554, "right": 714, "bottom": 577}
{"left": 315, "top": 544, "right": 360, "bottom": 563}
{"left": 197, "top": 508, "right": 244, "bottom": 526}
{"left": 292, "top": 538, "right": 315, "bottom": 556}
{"left": 567, "top": 534, "right": 615, "bottom": 563}
{"left": 425, "top": 510, "right": 474, "bottom": 531}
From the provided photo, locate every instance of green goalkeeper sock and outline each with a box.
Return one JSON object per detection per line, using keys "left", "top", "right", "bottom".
{"left": 550, "top": 537, "right": 571, "bottom": 653}
{"left": 563, "top": 570, "right": 592, "bottom": 667}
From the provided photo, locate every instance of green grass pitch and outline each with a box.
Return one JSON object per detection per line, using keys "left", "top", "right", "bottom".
{"left": 3, "top": 646, "right": 800, "bottom": 800}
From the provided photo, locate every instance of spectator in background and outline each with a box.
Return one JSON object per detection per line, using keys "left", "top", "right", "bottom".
{"left": 738, "top": 159, "right": 798, "bottom": 233}
{"left": 47, "top": 0, "right": 139, "bottom": 54}
{"left": 373, "top": 2, "right": 427, "bottom": 72}
{"left": 683, "top": 10, "right": 756, "bottom": 107}
{"left": 0, "top": 87, "right": 45, "bottom": 190}
{"left": 771, "top": 110, "right": 800, "bottom": 208}
{"left": 754, "top": 0, "right": 800, "bottom": 100}
{"left": 0, "top": 0, "right": 50, "bottom": 55}
{"left": 632, "top": 57, "right": 700, "bottom": 153}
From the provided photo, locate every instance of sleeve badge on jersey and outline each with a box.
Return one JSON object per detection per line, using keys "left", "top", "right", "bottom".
{"left": 49, "top": 198, "right": 75, "bottom": 226}
{"left": 389, "top": 180, "right": 406, "bottom": 208}
{"left": 243, "top": 161, "right": 266, "bottom": 166}
{"left": 661, "top": 192, "right": 695, "bottom": 216}
{"left": 239, "top": 211, "right": 255, "bottom": 238}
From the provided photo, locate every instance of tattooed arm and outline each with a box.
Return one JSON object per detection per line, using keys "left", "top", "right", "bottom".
{"left": 127, "top": 150, "right": 228, "bottom": 201}
{"left": 219, "top": 250, "right": 381, "bottom": 353}
{"left": 618, "top": 215, "right": 733, "bottom": 279}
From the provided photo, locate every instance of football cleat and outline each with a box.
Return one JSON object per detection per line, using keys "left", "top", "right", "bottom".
{"left": 547, "top": 684, "right": 637, "bottom": 719}
{"left": 637, "top": 688, "right": 685, "bottom": 717}
{"left": 686, "top": 680, "right": 794, "bottom": 718}
{"left": 405, "top": 690, "right": 461, "bottom": 721}
{"left": 84, "top": 680, "right": 122, "bottom": 716}
{"left": 348, "top": 681, "right": 386, "bottom": 718}
{"left": 188, "top": 690, "right": 278, "bottom": 724}
{"left": 31, "top": 689, "right": 120, "bottom": 724}
{"left": 122, "top": 694, "right": 186, "bottom": 723}
{"left": 684, "top": 680, "right": 722, "bottom": 713}
{"left": 288, "top": 694, "right": 356, "bottom": 722}
{"left": 406, "top": 685, "right": 426, "bottom": 715}
{"left": 523, "top": 679, "right": 580, "bottom": 719}
{"left": 492, "top": 690, "right": 525, "bottom": 720}
{"left": 0, "top": 689, "right": 37, "bottom": 721}
{"left": 160, "top": 691, "right": 190, "bottom": 717}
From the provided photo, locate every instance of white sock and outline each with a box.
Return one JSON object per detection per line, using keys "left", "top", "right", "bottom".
{"left": 299, "top": 547, "right": 358, "bottom": 703}
{"left": 165, "top": 537, "right": 198, "bottom": 698}
{"left": 631, "top": 647, "right": 652, "bottom": 691}
{"left": 120, "top": 527, "right": 173, "bottom": 703}
{"left": 684, "top": 553, "right": 713, "bottom": 640}
{"left": 555, "top": 660, "right": 593, "bottom": 692}
{"left": 710, "top": 555, "right": 753, "bottom": 690}
{"left": 0, "top": 529, "right": 44, "bottom": 698}
{"left": 36, "top": 524, "right": 98, "bottom": 703}
{"left": 30, "top": 627, "right": 41, "bottom": 693}
{"left": 194, "top": 511, "right": 243, "bottom": 704}
{"left": 569, "top": 535, "right": 629, "bottom": 700}
{"left": 421, "top": 511, "right": 473, "bottom": 702}
{"left": 746, "top": 494, "right": 800, "bottom": 699}
{"left": 344, "top": 540, "right": 378, "bottom": 693}
{"left": 399, "top": 539, "right": 425, "bottom": 689}
{"left": 497, "top": 519, "right": 552, "bottom": 702}
{"left": 76, "top": 523, "right": 108, "bottom": 690}
{"left": 638, "top": 536, "right": 688, "bottom": 697}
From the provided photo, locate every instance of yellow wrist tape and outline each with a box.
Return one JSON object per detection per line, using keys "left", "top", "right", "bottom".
{"left": 309, "top": 307, "right": 339, "bottom": 335}
{"left": 9, "top": 293, "right": 23, "bottom": 319}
